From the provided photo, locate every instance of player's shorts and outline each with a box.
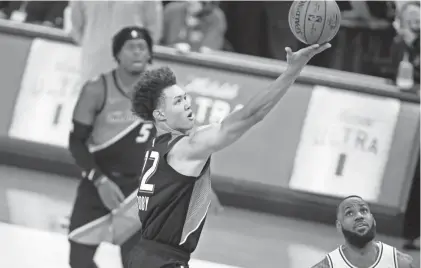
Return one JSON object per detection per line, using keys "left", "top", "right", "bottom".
{"left": 126, "top": 238, "right": 190, "bottom": 268}
{"left": 68, "top": 175, "right": 139, "bottom": 245}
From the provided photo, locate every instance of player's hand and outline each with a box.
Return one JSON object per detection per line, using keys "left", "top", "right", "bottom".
{"left": 95, "top": 177, "right": 125, "bottom": 210}
{"left": 285, "top": 43, "right": 331, "bottom": 70}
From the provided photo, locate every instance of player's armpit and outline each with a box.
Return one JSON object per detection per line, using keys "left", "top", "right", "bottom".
{"left": 310, "top": 257, "right": 331, "bottom": 268}
{"left": 175, "top": 108, "right": 261, "bottom": 160}
{"left": 396, "top": 250, "right": 414, "bottom": 268}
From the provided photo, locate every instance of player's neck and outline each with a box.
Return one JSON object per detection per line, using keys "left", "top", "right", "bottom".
{"left": 115, "top": 67, "right": 141, "bottom": 93}
{"left": 156, "top": 122, "right": 187, "bottom": 136}
{"left": 343, "top": 240, "right": 377, "bottom": 256}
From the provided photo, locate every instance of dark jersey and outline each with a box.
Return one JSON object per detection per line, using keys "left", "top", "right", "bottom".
{"left": 87, "top": 70, "right": 156, "bottom": 182}
{"left": 137, "top": 132, "right": 212, "bottom": 254}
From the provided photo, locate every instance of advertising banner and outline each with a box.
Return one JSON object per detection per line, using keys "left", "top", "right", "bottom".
{"left": 5, "top": 38, "right": 411, "bottom": 207}
{"left": 8, "top": 38, "right": 83, "bottom": 148}
{"left": 8, "top": 39, "right": 273, "bottom": 148}
{"left": 289, "top": 86, "right": 401, "bottom": 201}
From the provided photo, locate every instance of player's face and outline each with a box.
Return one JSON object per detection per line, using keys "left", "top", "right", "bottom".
{"left": 337, "top": 197, "right": 376, "bottom": 248}
{"left": 160, "top": 85, "right": 195, "bottom": 132}
{"left": 118, "top": 39, "right": 150, "bottom": 74}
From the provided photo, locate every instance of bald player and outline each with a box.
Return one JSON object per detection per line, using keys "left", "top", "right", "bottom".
{"left": 311, "top": 195, "right": 414, "bottom": 268}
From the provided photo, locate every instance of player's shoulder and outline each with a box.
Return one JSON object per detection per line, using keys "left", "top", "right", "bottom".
{"left": 178, "top": 123, "right": 220, "bottom": 149}
{"left": 311, "top": 256, "right": 331, "bottom": 268}
{"left": 169, "top": 123, "right": 220, "bottom": 159}
{"left": 84, "top": 73, "right": 106, "bottom": 88}
{"left": 395, "top": 249, "right": 414, "bottom": 268}
{"left": 83, "top": 75, "right": 104, "bottom": 90}
{"left": 153, "top": 132, "right": 182, "bottom": 150}
{"left": 80, "top": 74, "right": 107, "bottom": 98}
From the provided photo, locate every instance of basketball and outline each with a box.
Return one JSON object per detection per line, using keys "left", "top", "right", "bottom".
{"left": 288, "top": 0, "right": 341, "bottom": 45}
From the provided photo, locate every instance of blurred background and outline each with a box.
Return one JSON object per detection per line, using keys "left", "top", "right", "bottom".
{"left": 0, "top": 1, "right": 419, "bottom": 268}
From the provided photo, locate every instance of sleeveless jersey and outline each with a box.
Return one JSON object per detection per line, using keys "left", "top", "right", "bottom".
{"left": 137, "top": 132, "right": 212, "bottom": 254}
{"left": 87, "top": 70, "right": 156, "bottom": 181}
{"left": 326, "top": 241, "right": 398, "bottom": 268}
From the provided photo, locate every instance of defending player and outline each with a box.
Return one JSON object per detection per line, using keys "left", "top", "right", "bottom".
{"left": 311, "top": 195, "right": 414, "bottom": 268}
{"left": 126, "top": 43, "right": 331, "bottom": 267}
{"left": 67, "top": 26, "right": 156, "bottom": 268}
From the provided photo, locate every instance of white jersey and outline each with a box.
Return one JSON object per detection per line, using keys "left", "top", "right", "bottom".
{"left": 326, "top": 241, "right": 398, "bottom": 268}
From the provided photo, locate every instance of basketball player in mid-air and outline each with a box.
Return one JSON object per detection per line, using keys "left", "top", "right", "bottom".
{"left": 67, "top": 26, "right": 156, "bottom": 268}
{"left": 311, "top": 195, "right": 414, "bottom": 268}
{"left": 67, "top": 26, "right": 222, "bottom": 268}
{"left": 126, "top": 43, "right": 331, "bottom": 267}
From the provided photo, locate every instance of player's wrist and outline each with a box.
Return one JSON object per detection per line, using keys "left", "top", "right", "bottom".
{"left": 82, "top": 168, "right": 107, "bottom": 186}
{"left": 93, "top": 176, "right": 108, "bottom": 187}
{"left": 285, "top": 63, "right": 304, "bottom": 76}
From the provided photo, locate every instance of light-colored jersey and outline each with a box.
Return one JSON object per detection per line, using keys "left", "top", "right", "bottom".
{"left": 326, "top": 241, "right": 398, "bottom": 268}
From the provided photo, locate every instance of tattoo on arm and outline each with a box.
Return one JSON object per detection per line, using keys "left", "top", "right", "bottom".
{"left": 311, "top": 257, "right": 331, "bottom": 268}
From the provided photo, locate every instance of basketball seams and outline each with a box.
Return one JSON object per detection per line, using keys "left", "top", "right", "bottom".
{"left": 289, "top": 0, "right": 341, "bottom": 45}
{"left": 303, "top": 0, "right": 311, "bottom": 44}
{"left": 316, "top": 0, "right": 328, "bottom": 44}
{"left": 332, "top": 4, "right": 341, "bottom": 41}
{"left": 288, "top": 1, "right": 296, "bottom": 35}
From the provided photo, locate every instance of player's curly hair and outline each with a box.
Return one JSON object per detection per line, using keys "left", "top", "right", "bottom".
{"left": 132, "top": 67, "right": 177, "bottom": 121}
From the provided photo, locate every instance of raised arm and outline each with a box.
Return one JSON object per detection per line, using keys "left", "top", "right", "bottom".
{"left": 69, "top": 77, "right": 105, "bottom": 179}
{"left": 175, "top": 43, "right": 331, "bottom": 160}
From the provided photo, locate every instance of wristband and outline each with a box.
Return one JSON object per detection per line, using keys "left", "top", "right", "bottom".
{"left": 93, "top": 176, "right": 108, "bottom": 187}
{"left": 82, "top": 169, "right": 103, "bottom": 184}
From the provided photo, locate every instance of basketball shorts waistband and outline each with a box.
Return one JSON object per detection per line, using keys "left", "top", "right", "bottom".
{"left": 137, "top": 238, "right": 190, "bottom": 263}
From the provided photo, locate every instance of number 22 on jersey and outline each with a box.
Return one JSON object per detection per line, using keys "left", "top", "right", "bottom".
{"left": 138, "top": 150, "right": 159, "bottom": 211}
{"left": 139, "top": 150, "right": 160, "bottom": 194}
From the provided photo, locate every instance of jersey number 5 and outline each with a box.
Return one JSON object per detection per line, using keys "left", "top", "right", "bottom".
{"left": 136, "top": 123, "right": 153, "bottom": 143}
{"left": 139, "top": 151, "right": 159, "bottom": 194}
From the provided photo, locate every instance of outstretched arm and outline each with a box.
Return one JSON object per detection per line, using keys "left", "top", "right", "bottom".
{"left": 175, "top": 43, "right": 331, "bottom": 160}
{"left": 397, "top": 250, "right": 415, "bottom": 268}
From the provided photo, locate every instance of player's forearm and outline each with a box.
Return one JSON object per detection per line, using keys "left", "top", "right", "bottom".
{"left": 68, "top": 134, "right": 95, "bottom": 171}
{"left": 69, "top": 121, "right": 103, "bottom": 181}
{"left": 241, "top": 66, "right": 303, "bottom": 121}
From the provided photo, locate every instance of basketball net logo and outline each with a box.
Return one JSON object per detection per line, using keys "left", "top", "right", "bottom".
{"left": 308, "top": 15, "right": 323, "bottom": 34}
{"left": 307, "top": 15, "right": 323, "bottom": 23}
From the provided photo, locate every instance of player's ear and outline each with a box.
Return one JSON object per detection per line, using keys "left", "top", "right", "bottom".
{"left": 153, "top": 109, "right": 165, "bottom": 121}
{"left": 336, "top": 220, "right": 342, "bottom": 234}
